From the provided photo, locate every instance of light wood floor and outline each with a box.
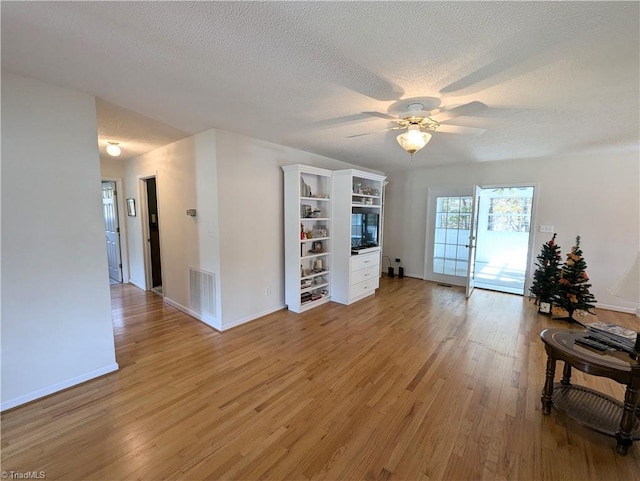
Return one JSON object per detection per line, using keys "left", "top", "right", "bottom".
{"left": 2, "top": 277, "right": 640, "bottom": 480}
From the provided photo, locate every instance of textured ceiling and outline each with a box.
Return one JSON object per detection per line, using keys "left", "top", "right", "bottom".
{"left": 2, "top": 1, "right": 638, "bottom": 170}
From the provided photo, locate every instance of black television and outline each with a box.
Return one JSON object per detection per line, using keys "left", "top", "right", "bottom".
{"left": 351, "top": 212, "right": 379, "bottom": 250}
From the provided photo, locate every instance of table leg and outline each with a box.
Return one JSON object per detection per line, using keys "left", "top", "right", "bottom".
{"left": 561, "top": 362, "right": 572, "bottom": 386}
{"left": 615, "top": 385, "right": 639, "bottom": 455}
{"left": 541, "top": 355, "right": 556, "bottom": 415}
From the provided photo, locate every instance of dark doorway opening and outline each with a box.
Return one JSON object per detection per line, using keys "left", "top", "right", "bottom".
{"left": 145, "top": 177, "right": 162, "bottom": 292}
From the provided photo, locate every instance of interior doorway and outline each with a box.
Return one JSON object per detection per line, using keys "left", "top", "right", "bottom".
{"left": 143, "top": 177, "right": 163, "bottom": 294}
{"left": 102, "top": 181, "right": 123, "bottom": 283}
{"left": 424, "top": 185, "right": 536, "bottom": 296}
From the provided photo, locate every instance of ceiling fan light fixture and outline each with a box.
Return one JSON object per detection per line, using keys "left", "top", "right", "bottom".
{"left": 106, "top": 142, "right": 121, "bottom": 157}
{"left": 396, "top": 124, "right": 431, "bottom": 157}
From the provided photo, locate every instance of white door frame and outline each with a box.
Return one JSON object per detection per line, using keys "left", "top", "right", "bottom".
{"left": 465, "top": 186, "right": 482, "bottom": 298}
{"left": 101, "top": 176, "right": 130, "bottom": 283}
{"left": 139, "top": 174, "right": 164, "bottom": 293}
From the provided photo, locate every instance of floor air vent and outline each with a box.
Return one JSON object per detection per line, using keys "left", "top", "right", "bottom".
{"left": 189, "top": 268, "right": 216, "bottom": 317}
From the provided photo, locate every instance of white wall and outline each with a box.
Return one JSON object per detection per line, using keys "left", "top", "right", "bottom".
{"left": 100, "top": 158, "right": 125, "bottom": 178}
{"left": 123, "top": 127, "right": 369, "bottom": 330}
{"left": 214, "top": 130, "right": 370, "bottom": 329}
{"left": 383, "top": 151, "right": 640, "bottom": 313}
{"left": 123, "top": 135, "right": 200, "bottom": 306}
{"left": 1, "top": 74, "right": 118, "bottom": 410}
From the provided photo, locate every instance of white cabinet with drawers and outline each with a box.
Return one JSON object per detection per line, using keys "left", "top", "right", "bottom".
{"left": 348, "top": 251, "right": 380, "bottom": 302}
{"left": 332, "top": 169, "right": 386, "bottom": 305}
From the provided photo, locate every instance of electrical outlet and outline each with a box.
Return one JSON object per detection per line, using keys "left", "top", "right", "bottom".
{"left": 395, "top": 258, "right": 401, "bottom": 263}
{"left": 539, "top": 225, "right": 554, "bottom": 233}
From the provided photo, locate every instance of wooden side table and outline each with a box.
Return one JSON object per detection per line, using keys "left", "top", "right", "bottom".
{"left": 540, "top": 328, "right": 640, "bottom": 455}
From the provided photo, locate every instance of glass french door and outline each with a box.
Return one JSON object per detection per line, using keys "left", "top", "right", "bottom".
{"left": 425, "top": 185, "right": 536, "bottom": 296}
{"left": 425, "top": 189, "right": 474, "bottom": 286}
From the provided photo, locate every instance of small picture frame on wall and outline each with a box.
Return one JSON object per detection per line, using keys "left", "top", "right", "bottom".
{"left": 126, "top": 198, "right": 136, "bottom": 217}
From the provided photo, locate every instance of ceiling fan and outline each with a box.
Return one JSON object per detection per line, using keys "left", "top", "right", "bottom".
{"left": 347, "top": 98, "right": 487, "bottom": 157}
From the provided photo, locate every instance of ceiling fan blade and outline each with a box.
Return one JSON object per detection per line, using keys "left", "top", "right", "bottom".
{"left": 362, "top": 111, "right": 397, "bottom": 120}
{"left": 346, "top": 126, "right": 403, "bottom": 138}
{"left": 430, "top": 101, "right": 488, "bottom": 122}
{"left": 436, "top": 124, "right": 486, "bottom": 136}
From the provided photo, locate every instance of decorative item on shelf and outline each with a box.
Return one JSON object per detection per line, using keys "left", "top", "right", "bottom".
{"left": 310, "top": 241, "right": 324, "bottom": 254}
{"left": 313, "top": 258, "right": 324, "bottom": 272}
{"left": 300, "top": 223, "right": 306, "bottom": 239}
{"left": 310, "top": 208, "right": 322, "bottom": 217}
{"left": 305, "top": 230, "right": 313, "bottom": 239}
{"left": 300, "top": 177, "right": 312, "bottom": 197}
{"left": 312, "top": 225, "right": 327, "bottom": 238}
{"left": 301, "top": 204, "right": 312, "bottom": 218}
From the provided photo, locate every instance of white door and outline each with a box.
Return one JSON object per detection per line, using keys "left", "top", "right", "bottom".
{"left": 102, "top": 181, "right": 123, "bottom": 282}
{"left": 465, "top": 186, "right": 481, "bottom": 298}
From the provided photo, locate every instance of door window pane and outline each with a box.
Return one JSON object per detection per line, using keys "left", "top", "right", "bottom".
{"left": 432, "top": 195, "right": 473, "bottom": 276}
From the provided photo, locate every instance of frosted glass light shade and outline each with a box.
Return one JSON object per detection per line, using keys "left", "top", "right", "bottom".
{"left": 608, "top": 251, "right": 640, "bottom": 302}
{"left": 106, "top": 143, "right": 121, "bottom": 157}
{"left": 396, "top": 125, "right": 432, "bottom": 156}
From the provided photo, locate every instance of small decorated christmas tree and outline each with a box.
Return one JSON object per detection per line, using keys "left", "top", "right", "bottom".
{"left": 553, "top": 236, "right": 596, "bottom": 324}
{"left": 530, "top": 233, "right": 562, "bottom": 315}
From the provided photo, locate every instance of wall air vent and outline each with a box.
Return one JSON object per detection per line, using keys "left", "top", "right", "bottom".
{"left": 189, "top": 268, "right": 216, "bottom": 317}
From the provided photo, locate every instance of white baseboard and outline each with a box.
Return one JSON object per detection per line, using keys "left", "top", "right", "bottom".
{"left": 1, "top": 362, "right": 119, "bottom": 412}
{"left": 164, "top": 296, "right": 286, "bottom": 332}
{"left": 163, "top": 296, "right": 222, "bottom": 331}
{"left": 221, "top": 304, "right": 287, "bottom": 331}
{"left": 129, "top": 279, "right": 146, "bottom": 290}
{"left": 595, "top": 303, "right": 638, "bottom": 315}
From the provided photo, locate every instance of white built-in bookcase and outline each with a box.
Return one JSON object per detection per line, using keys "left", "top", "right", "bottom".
{"left": 282, "top": 165, "right": 333, "bottom": 313}
{"left": 283, "top": 165, "right": 386, "bottom": 312}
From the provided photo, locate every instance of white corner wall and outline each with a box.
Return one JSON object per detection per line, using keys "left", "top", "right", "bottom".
{"left": 123, "top": 126, "right": 371, "bottom": 331}
{"left": 383, "top": 151, "right": 640, "bottom": 313}
{"left": 214, "top": 130, "right": 369, "bottom": 329}
{"left": 1, "top": 73, "right": 118, "bottom": 411}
